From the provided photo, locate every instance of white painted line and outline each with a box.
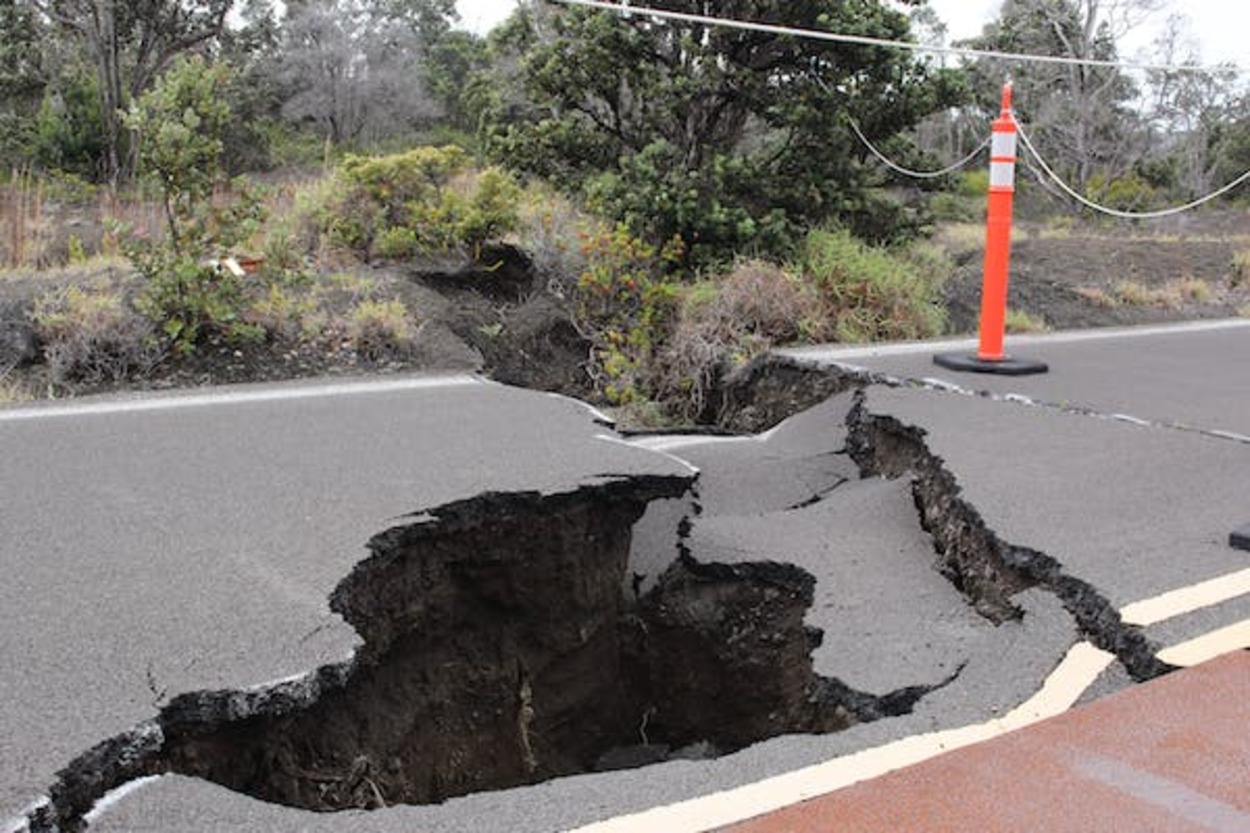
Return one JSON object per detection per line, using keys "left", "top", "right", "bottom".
{"left": 593, "top": 434, "right": 701, "bottom": 477}
{"left": 1158, "top": 620, "right": 1250, "bottom": 667}
{"left": 0, "top": 374, "right": 484, "bottom": 422}
{"left": 82, "top": 776, "right": 162, "bottom": 826}
{"left": 1121, "top": 568, "right": 1250, "bottom": 627}
{"left": 776, "top": 317, "right": 1250, "bottom": 363}
{"left": 1070, "top": 752, "right": 1250, "bottom": 832}
{"left": 565, "top": 643, "right": 1114, "bottom": 833}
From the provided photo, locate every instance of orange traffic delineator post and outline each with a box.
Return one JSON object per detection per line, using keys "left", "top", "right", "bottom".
{"left": 935, "top": 83, "right": 1048, "bottom": 376}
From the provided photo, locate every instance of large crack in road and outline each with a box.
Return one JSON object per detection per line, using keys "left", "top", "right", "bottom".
{"left": 18, "top": 369, "right": 1178, "bottom": 832}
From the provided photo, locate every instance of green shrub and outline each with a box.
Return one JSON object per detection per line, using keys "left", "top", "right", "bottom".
{"left": 1004, "top": 308, "right": 1049, "bottom": 334}
{"left": 317, "top": 146, "right": 522, "bottom": 261}
{"left": 1086, "top": 172, "right": 1158, "bottom": 212}
{"left": 956, "top": 170, "right": 990, "bottom": 198}
{"left": 245, "top": 284, "right": 321, "bottom": 342}
{"left": 573, "top": 223, "right": 683, "bottom": 405}
{"left": 799, "top": 227, "right": 946, "bottom": 343}
{"left": 929, "top": 191, "right": 979, "bottom": 223}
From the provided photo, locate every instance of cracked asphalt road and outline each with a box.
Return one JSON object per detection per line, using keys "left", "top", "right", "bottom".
{"left": 5, "top": 319, "right": 1250, "bottom": 832}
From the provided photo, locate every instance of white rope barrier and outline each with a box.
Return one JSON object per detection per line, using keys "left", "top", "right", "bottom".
{"left": 1015, "top": 120, "right": 1250, "bottom": 220}
{"left": 849, "top": 119, "right": 989, "bottom": 180}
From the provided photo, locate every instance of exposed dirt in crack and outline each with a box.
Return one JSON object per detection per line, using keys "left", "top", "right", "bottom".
{"left": 30, "top": 472, "right": 953, "bottom": 831}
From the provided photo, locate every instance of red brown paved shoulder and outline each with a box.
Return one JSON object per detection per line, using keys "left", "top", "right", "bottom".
{"left": 720, "top": 651, "right": 1250, "bottom": 833}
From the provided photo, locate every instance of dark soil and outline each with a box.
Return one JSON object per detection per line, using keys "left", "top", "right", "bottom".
{"left": 943, "top": 214, "right": 1250, "bottom": 334}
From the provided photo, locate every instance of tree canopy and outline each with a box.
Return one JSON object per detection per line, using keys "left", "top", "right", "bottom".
{"left": 496, "top": 0, "right": 965, "bottom": 264}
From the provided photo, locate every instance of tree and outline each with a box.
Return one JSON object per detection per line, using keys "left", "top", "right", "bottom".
{"left": 276, "top": 0, "right": 446, "bottom": 147}
{"left": 500, "top": 0, "right": 964, "bottom": 266}
{"left": 124, "top": 54, "right": 267, "bottom": 353}
{"left": 960, "top": 0, "right": 1160, "bottom": 197}
{"left": 32, "top": 0, "right": 232, "bottom": 184}
{"left": 1138, "top": 13, "right": 1242, "bottom": 199}
{"left": 0, "top": 0, "right": 48, "bottom": 166}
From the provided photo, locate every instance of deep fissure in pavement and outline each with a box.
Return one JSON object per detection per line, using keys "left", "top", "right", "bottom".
{"left": 844, "top": 390, "right": 1173, "bottom": 681}
{"left": 34, "top": 474, "right": 942, "bottom": 830}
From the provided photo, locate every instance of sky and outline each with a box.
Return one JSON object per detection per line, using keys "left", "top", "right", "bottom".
{"left": 455, "top": 0, "right": 1247, "bottom": 68}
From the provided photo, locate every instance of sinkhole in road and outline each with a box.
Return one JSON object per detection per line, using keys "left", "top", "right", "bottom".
{"left": 34, "top": 361, "right": 1173, "bottom": 830}
{"left": 150, "top": 476, "right": 938, "bottom": 813}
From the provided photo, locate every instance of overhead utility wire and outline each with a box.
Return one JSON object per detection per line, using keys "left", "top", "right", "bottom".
{"left": 552, "top": 0, "right": 1235, "bottom": 75}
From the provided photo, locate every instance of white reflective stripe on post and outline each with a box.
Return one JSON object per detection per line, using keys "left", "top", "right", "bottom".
{"left": 990, "top": 160, "right": 1016, "bottom": 189}
{"left": 990, "top": 131, "right": 1018, "bottom": 160}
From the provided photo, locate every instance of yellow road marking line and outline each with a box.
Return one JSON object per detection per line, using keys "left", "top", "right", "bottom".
{"left": 1121, "top": 568, "right": 1250, "bottom": 626}
{"left": 1159, "top": 620, "right": 1250, "bottom": 667}
{"left": 565, "top": 643, "right": 1114, "bottom": 833}
{"left": 567, "top": 569, "right": 1250, "bottom": 832}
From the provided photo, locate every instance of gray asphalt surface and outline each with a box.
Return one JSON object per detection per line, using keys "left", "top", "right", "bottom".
{"left": 0, "top": 375, "right": 691, "bottom": 829}
{"left": 6, "top": 318, "right": 1250, "bottom": 833}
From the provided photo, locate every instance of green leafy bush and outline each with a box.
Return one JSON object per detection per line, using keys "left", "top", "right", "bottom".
{"left": 799, "top": 227, "right": 946, "bottom": 343}
{"left": 317, "top": 146, "right": 522, "bottom": 261}
{"left": 122, "top": 55, "right": 269, "bottom": 355}
{"left": 572, "top": 223, "right": 683, "bottom": 405}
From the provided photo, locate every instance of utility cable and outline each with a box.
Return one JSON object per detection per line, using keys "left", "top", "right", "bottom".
{"left": 848, "top": 119, "right": 990, "bottom": 180}
{"left": 1014, "top": 120, "right": 1250, "bottom": 219}
{"left": 551, "top": 0, "right": 1236, "bottom": 75}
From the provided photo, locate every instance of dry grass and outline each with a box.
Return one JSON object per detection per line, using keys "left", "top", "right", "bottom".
{"left": 655, "top": 260, "right": 823, "bottom": 422}
{"left": 1113, "top": 280, "right": 1179, "bottom": 307}
{"left": 0, "top": 369, "right": 32, "bottom": 404}
{"left": 1073, "top": 286, "right": 1118, "bottom": 307}
{"left": 1171, "top": 276, "right": 1212, "bottom": 303}
{"left": 349, "top": 298, "right": 417, "bottom": 360}
{"left": 1004, "top": 308, "right": 1050, "bottom": 333}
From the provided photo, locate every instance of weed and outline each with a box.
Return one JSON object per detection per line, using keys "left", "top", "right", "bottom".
{"left": 1113, "top": 280, "right": 1189, "bottom": 308}
{"left": 1231, "top": 251, "right": 1250, "bottom": 289}
{"left": 0, "top": 372, "right": 31, "bottom": 404}
{"left": 1004, "top": 308, "right": 1050, "bottom": 334}
{"left": 245, "top": 284, "right": 320, "bottom": 342}
{"left": 349, "top": 298, "right": 416, "bottom": 361}
{"left": 655, "top": 260, "right": 821, "bottom": 421}
{"left": 33, "top": 284, "right": 160, "bottom": 386}
{"left": 1171, "top": 276, "right": 1211, "bottom": 303}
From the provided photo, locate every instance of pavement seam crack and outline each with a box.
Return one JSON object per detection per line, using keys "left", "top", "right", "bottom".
{"left": 768, "top": 352, "right": 1250, "bottom": 446}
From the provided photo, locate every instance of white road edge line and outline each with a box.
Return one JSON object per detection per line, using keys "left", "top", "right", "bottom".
{"left": 776, "top": 317, "right": 1250, "bottom": 362}
{"left": 0, "top": 374, "right": 484, "bottom": 422}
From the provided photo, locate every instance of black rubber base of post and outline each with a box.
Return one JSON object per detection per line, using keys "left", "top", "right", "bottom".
{"left": 1231, "top": 524, "right": 1250, "bottom": 552}
{"left": 933, "top": 353, "right": 1049, "bottom": 376}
